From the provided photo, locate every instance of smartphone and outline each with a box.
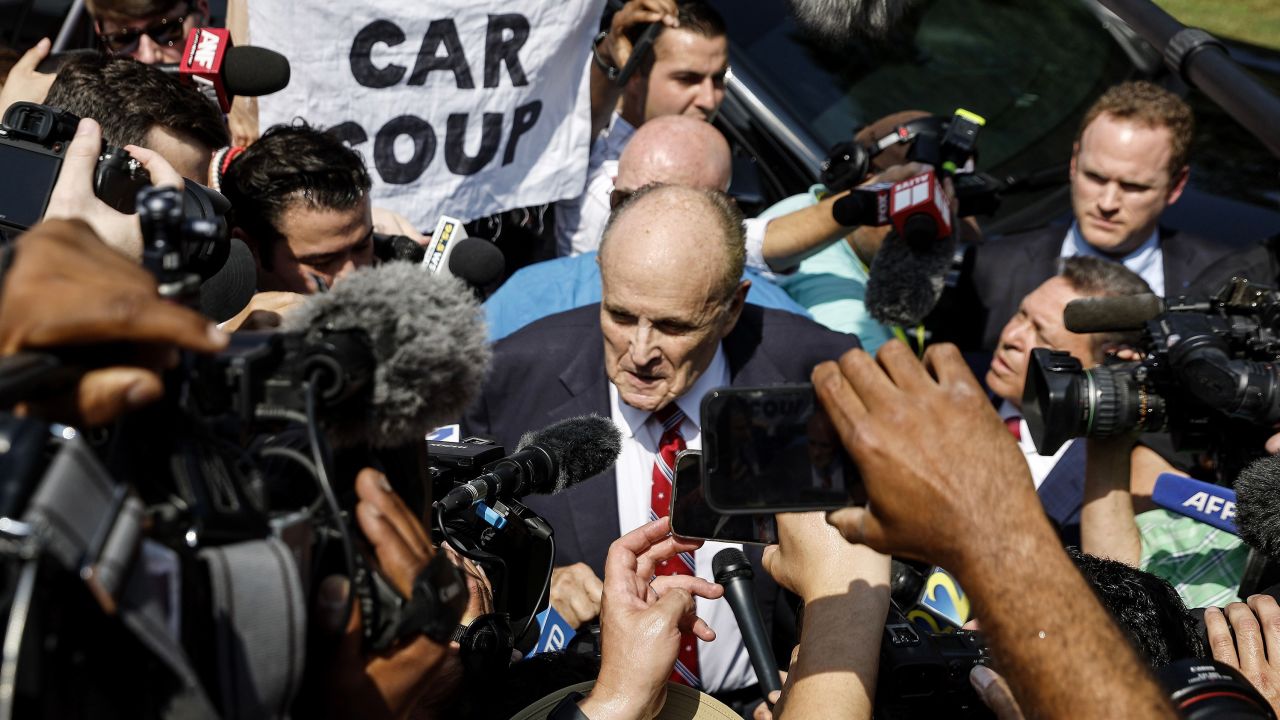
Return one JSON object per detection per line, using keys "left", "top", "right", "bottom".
{"left": 701, "top": 384, "right": 863, "bottom": 514}
{"left": 669, "top": 449, "right": 777, "bottom": 545}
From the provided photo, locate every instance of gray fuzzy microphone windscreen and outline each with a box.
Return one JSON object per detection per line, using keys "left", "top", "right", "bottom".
{"left": 283, "top": 261, "right": 491, "bottom": 448}
{"left": 516, "top": 415, "right": 623, "bottom": 494}
{"left": 866, "top": 229, "right": 957, "bottom": 327}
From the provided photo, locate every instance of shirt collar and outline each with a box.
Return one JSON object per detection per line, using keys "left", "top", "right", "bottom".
{"left": 1063, "top": 221, "right": 1160, "bottom": 265}
{"left": 611, "top": 345, "right": 729, "bottom": 439}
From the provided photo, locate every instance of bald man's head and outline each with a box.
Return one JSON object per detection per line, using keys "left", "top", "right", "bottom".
{"left": 598, "top": 184, "right": 749, "bottom": 412}
{"left": 615, "top": 115, "right": 732, "bottom": 196}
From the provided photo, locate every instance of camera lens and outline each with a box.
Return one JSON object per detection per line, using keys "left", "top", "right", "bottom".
{"left": 1158, "top": 659, "right": 1275, "bottom": 719}
{"left": 1085, "top": 364, "right": 1167, "bottom": 438}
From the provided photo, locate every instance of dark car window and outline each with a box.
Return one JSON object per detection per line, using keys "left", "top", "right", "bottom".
{"left": 712, "top": 0, "right": 1132, "bottom": 176}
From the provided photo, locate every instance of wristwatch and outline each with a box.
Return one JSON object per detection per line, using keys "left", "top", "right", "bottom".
{"left": 592, "top": 31, "right": 620, "bottom": 82}
{"left": 547, "top": 691, "right": 590, "bottom": 720}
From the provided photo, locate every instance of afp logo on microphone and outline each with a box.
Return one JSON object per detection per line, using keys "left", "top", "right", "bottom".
{"left": 183, "top": 28, "right": 229, "bottom": 73}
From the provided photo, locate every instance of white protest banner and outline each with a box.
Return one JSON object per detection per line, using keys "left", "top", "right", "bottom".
{"left": 250, "top": 0, "right": 604, "bottom": 227}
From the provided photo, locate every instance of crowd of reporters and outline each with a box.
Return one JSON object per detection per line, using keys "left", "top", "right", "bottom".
{"left": 1, "top": 0, "right": 1280, "bottom": 718}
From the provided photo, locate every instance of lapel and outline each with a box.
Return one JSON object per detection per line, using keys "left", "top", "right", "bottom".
{"left": 1037, "top": 440, "right": 1087, "bottom": 528}
{"left": 550, "top": 321, "right": 620, "bottom": 575}
{"left": 723, "top": 306, "right": 788, "bottom": 386}
{"left": 1158, "top": 227, "right": 1198, "bottom": 296}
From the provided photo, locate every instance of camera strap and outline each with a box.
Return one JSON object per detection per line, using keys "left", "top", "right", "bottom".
{"left": 19, "top": 432, "right": 220, "bottom": 719}
{"left": 199, "top": 538, "right": 307, "bottom": 720}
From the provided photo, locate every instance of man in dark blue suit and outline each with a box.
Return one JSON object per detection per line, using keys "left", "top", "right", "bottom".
{"left": 463, "top": 183, "right": 858, "bottom": 699}
{"left": 934, "top": 80, "right": 1272, "bottom": 354}
{"left": 985, "top": 256, "right": 1150, "bottom": 545}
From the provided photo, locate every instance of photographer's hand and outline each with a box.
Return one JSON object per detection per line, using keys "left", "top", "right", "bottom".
{"left": 0, "top": 38, "right": 54, "bottom": 118}
{"left": 43, "top": 118, "right": 183, "bottom": 260}
{"left": 577, "top": 518, "right": 723, "bottom": 720}
{"left": 550, "top": 562, "right": 605, "bottom": 629}
{"left": 1206, "top": 596, "right": 1280, "bottom": 717}
{"left": 814, "top": 341, "right": 1175, "bottom": 720}
{"left": 322, "top": 468, "right": 453, "bottom": 720}
{"left": 0, "top": 218, "right": 227, "bottom": 425}
{"left": 762, "top": 512, "right": 888, "bottom": 720}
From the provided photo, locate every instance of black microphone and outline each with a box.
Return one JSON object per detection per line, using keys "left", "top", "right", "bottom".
{"left": 199, "top": 236, "right": 257, "bottom": 322}
{"left": 282, "top": 261, "right": 491, "bottom": 449}
{"left": 1233, "top": 454, "right": 1280, "bottom": 560}
{"left": 436, "top": 415, "right": 622, "bottom": 513}
{"left": 447, "top": 237, "right": 505, "bottom": 288}
{"left": 1063, "top": 294, "right": 1165, "bottom": 334}
{"left": 712, "top": 548, "right": 783, "bottom": 704}
{"left": 157, "top": 40, "right": 291, "bottom": 111}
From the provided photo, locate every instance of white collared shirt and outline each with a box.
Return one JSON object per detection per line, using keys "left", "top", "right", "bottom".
{"left": 608, "top": 346, "right": 757, "bottom": 693}
{"left": 999, "top": 400, "right": 1075, "bottom": 490}
{"left": 1060, "top": 222, "right": 1164, "bottom": 297}
{"left": 555, "top": 113, "right": 637, "bottom": 258}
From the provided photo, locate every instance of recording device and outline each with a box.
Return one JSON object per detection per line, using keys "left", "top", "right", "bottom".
{"left": 435, "top": 415, "right": 621, "bottom": 514}
{"left": 1152, "top": 473, "right": 1238, "bottom": 534}
{"left": 876, "top": 602, "right": 992, "bottom": 719}
{"left": 821, "top": 110, "right": 990, "bottom": 199}
{"left": 670, "top": 449, "right": 777, "bottom": 545}
{"left": 713, "top": 549, "right": 783, "bottom": 704}
{"left": 158, "top": 28, "right": 292, "bottom": 112}
{"left": 0, "top": 101, "right": 147, "bottom": 235}
{"left": 1023, "top": 277, "right": 1280, "bottom": 481}
{"left": 424, "top": 215, "right": 506, "bottom": 288}
{"left": 1158, "top": 659, "right": 1276, "bottom": 719}
{"left": 701, "top": 384, "right": 861, "bottom": 514}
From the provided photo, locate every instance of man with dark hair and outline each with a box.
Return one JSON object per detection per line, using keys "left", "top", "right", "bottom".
{"left": 221, "top": 123, "right": 374, "bottom": 294}
{"left": 87, "top": 0, "right": 209, "bottom": 65}
{"left": 464, "top": 183, "right": 858, "bottom": 702}
{"left": 1068, "top": 548, "right": 1208, "bottom": 668}
{"left": 987, "top": 255, "right": 1151, "bottom": 543}
{"left": 555, "top": 0, "right": 730, "bottom": 257}
{"left": 942, "top": 80, "right": 1269, "bottom": 353}
{"left": 43, "top": 53, "right": 228, "bottom": 183}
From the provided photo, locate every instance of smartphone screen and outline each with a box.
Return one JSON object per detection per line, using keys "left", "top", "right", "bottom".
{"left": 0, "top": 143, "right": 61, "bottom": 232}
{"left": 669, "top": 449, "right": 777, "bottom": 545}
{"left": 701, "top": 384, "right": 862, "bottom": 514}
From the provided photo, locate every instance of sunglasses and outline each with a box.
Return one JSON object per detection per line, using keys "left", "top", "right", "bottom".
{"left": 97, "top": 7, "right": 192, "bottom": 56}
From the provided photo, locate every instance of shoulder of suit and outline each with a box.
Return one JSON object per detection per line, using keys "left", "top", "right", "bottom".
{"left": 745, "top": 305, "right": 862, "bottom": 351}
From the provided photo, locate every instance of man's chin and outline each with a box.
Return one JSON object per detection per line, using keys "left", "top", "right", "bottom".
{"left": 619, "top": 386, "right": 670, "bottom": 413}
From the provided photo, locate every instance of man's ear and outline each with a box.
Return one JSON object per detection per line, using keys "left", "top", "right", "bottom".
{"left": 719, "top": 279, "right": 750, "bottom": 340}
{"left": 1068, "top": 141, "right": 1080, "bottom": 178}
{"left": 1166, "top": 165, "right": 1190, "bottom": 207}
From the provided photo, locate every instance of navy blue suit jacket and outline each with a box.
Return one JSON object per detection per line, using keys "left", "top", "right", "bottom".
{"left": 461, "top": 303, "right": 860, "bottom": 642}
{"left": 1038, "top": 440, "right": 1086, "bottom": 547}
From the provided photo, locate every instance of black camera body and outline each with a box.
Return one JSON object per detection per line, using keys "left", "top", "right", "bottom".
{"left": 1024, "top": 278, "right": 1280, "bottom": 480}
{"left": 0, "top": 102, "right": 149, "bottom": 236}
{"left": 877, "top": 603, "right": 993, "bottom": 719}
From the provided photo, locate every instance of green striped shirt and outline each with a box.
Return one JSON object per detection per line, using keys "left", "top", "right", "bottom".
{"left": 1138, "top": 508, "right": 1247, "bottom": 609}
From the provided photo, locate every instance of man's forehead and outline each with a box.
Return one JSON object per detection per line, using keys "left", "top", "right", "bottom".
{"left": 652, "top": 28, "right": 728, "bottom": 67}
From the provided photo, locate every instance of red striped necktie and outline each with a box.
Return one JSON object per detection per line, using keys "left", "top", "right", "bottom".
{"left": 650, "top": 404, "right": 700, "bottom": 688}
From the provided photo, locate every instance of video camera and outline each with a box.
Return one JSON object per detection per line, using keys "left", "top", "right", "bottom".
{"left": 0, "top": 102, "right": 231, "bottom": 242}
{"left": 1023, "top": 277, "right": 1280, "bottom": 482}
{"left": 0, "top": 185, "right": 526, "bottom": 716}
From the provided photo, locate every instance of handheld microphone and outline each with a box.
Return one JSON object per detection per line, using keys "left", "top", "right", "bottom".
{"left": 160, "top": 28, "right": 291, "bottom": 112}
{"left": 282, "top": 261, "right": 491, "bottom": 448}
{"left": 887, "top": 169, "right": 952, "bottom": 249}
{"left": 1151, "top": 473, "right": 1238, "bottom": 534}
{"left": 713, "top": 549, "right": 782, "bottom": 703}
{"left": 1063, "top": 294, "right": 1166, "bottom": 334}
{"left": 423, "top": 215, "right": 506, "bottom": 289}
{"left": 831, "top": 181, "right": 892, "bottom": 227}
{"left": 436, "top": 415, "right": 622, "bottom": 513}
{"left": 1233, "top": 454, "right": 1280, "bottom": 557}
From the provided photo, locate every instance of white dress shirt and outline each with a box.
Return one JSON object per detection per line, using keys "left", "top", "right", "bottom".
{"left": 609, "top": 347, "right": 757, "bottom": 693}
{"left": 555, "top": 113, "right": 636, "bottom": 258}
{"left": 1060, "top": 222, "right": 1164, "bottom": 297}
{"left": 999, "top": 400, "right": 1075, "bottom": 490}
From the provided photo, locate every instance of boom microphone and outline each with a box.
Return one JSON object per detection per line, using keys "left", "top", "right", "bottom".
{"left": 1233, "top": 454, "right": 1280, "bottom": 559}
{"left": 713, "top": 549, "right": 782, "bottom": 704}
{"left": 1063, "top": 294, "right": 1166, "bottom": 334}
{"left": 436, "top": 415, "right": 622, "bottom": 512}
{"left": 786, "top": 0, "right": 924, "bottom": 44}
{"left": 159, "top": 28, "right": 291, "bottom": 112}
{"left": 282, "top": 261, "right": 491, "bottom": 448}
